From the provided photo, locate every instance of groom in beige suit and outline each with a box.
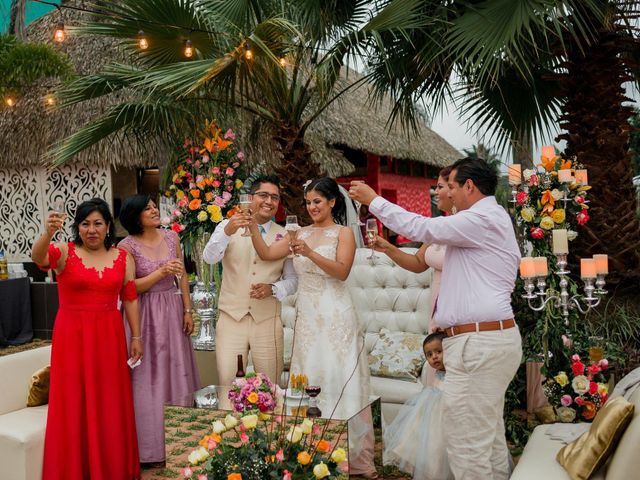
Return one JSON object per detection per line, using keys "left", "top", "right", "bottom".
{"left": 203, "top": 175, "right": 297, "bottom": 386}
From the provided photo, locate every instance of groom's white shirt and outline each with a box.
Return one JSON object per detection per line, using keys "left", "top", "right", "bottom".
{"left": 203, "top": 219, "right": 297, "bottom": 300}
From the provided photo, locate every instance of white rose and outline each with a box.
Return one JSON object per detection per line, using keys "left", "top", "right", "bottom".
{"left": 301, "top": 418, "right": 314, "bottom": 435}
{"left": 224, "top": 414, "right": 239, "bottom": 429}
{"left": 188, "top": 446, "right": 209, "bottom": 465}
{"left": 567, "top": 230, "right": 578, "bottom": 241}
{"left": 212, "top": 420, "right": 226, "bottom": 434}
{"left": 523, "top": 169, "right": 535, "bottom": 181}
{"left": 286, "top": 426, "right": 303, "bottom": 443}
{"left": 556, "top": 406, "right": 577, "bottom": 423}
{"left": 551, "top": 188, "right": 564, "bottom": 201}
{"left": 572, "top": 375, "right": 589, "bottom": 395}
{"left": 241, "top": 414, "right": 259, "bottom": 430}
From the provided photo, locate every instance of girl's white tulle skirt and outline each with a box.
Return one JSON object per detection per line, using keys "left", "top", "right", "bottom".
{"left": 383, "top": 387, "right": 452, "bottom": 479}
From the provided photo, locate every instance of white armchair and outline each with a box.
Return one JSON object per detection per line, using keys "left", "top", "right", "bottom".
{"left": 281, "top": 247, "right": 433, "bottom": 422}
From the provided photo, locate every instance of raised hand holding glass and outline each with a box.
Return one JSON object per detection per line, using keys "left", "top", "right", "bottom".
{"left": 239, "top": 194, "right": 252, "bottom": 237}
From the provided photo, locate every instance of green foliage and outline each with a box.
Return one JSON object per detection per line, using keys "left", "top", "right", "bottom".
{"left": 0, "top": 33, "right": 73, "bottom": 99}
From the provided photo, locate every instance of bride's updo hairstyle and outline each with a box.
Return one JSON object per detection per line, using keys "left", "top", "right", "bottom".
{"left": 304, "top": 177, "right": 347, "bottom": 226}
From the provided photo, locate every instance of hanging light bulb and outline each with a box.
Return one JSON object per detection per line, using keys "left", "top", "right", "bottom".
{"left": 245, "top": 48, "right": 253, "bottom": 60}
{"left": 44, "top": 94, "right": 56, "bottom": 107}
{"left": 279, "top": 57, "right": 286, "bottom": 67}
{"left": 53, "top": 21, "right": 65, "bottom": 43}
{"left": 5, "top": 97, "right": 15, "bottom": 107}
{"left": 184, "top": 39, "right": 194, "bottom": 58}
{"left": 137, "top": 30, "right": 148, "bottom": 50}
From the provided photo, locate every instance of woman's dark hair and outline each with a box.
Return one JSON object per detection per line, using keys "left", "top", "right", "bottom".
{"left": 439, "top": 165, "right": 454, "bottom": 182}
{"left": 72, "top": 198, "right": 116, "bottom": 249}
{"left": 119, "top": 194, "right": 152, "bottom": 235}
{"left": 304, "top": 177, "right": 347, "bottom": 225}
{"left": 423, "top": 331, "right": 447, "bottom": 348}
{"left": 451, "top": 157, "right": 498, "bottom": 196}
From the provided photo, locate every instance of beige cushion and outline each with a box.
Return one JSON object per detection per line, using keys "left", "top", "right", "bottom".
{"left": 0, "top": 405, "right": 48, "bottom": 480}
{"left": 606, "top": 388, "right": 640, "bottom": 478}
{"left": 557, "top": 397, "right": 634, "bottom": 480}
{"left": 26, "top": 366, "right": 50, "bottom": 407}
{"left": 368, "top": 328, "right": 425, "bottom": 381}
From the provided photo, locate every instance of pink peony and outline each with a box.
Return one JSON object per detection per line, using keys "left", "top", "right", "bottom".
{"left": 599, "top": 358, "right": 609, "bottom": 369}
{"left": 516, "top": 191, "right": 528, "bottom": 205}
{"left": 224, "top": 128, "right": 236, "bottom": 140}
{"left": 575, "top": 396, "right": 585, "bottom": 406}
{"left": 577, "top": 209, "right": 590, "bottom": 225}
{"left": 560, "top": 395, "right": 573, "bottom": 407}
{"left": 572, "top": 361, "right": 585, "bottom": 377}
{"left": 530, "top": 227, "right": 545, "bottom": 240}
{"left": 587, "top": 364, "right": 601, "bottom": 376}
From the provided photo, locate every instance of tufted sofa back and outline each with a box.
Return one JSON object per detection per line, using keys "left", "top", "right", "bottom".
{"left": 281, "top": 247, "right": 433, "bottom": 361}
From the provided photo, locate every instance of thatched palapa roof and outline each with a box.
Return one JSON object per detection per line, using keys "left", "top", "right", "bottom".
{"left": 0, "top": 3, "right": 460, "bottom": 173}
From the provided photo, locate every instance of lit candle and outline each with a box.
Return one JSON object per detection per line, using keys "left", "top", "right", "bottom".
{"left": 533, "top": 257, "right": 548, "bottom": 277}
{"left": 520, "top": 257, "right": 536, "bottom": 278}
{"left": 593, "top": 254, "right": 608, "bottom": 274}
{"left": 580, "top": 258, "right": 597, "bottom": 279}
{"left": 552, "top": 229, "right": 569, "bottom": 254}
{"left": 575, "top": 169, "right": 588, "bottom": 185}
{"left": 558, "top": 169, "right": 572, "bottom": 183}
{"left": 508, "top": 164, "right": 522, "bottom": 186}
{"left": 541, "top": 145, "right": 555, "bottom": 160}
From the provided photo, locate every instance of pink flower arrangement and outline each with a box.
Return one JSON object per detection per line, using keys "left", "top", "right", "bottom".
{"left": 228, "top": 372, "right": 277, "bottom": 413}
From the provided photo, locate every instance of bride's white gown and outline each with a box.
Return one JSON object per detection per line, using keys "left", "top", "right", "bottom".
{"left": 290, "top": 224, "right": 374, "bottom": 472}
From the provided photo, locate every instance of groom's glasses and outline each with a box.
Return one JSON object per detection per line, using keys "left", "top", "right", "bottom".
{"left": 253, "top": 191, "right": 281, "bottom": 202}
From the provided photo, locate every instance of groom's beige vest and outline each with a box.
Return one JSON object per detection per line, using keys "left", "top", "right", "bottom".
{"left": 218, "top": 223, "right": 287, "bottom": 323}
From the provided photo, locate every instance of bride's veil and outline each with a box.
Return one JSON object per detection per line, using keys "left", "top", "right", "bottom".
{"left": 338, "top": 184, "right": 365, "bottom": 248}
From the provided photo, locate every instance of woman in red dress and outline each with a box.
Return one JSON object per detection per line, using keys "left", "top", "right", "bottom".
{"left": 32, "top": 198, "right": 143, "bottom": 480}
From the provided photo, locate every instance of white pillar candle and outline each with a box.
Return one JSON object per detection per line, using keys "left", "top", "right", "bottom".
{"left": 581, "top": 258, "right": 597, "bottom": 279}
{"left": 533, "top": 257, "right": 548, "bottom": 277}
{"left": 552, "top": 229, "right": 569, "bottom": 254}
{"left": 508, "top": 164, "right": 522, "bottom": 186}
{"left": 574, "top": 169, "right": 588, "bottom": 185}
{"left": 593, "top": 254, "right": 609, "bottom": 274}
{"left": 541, "top": 145, "right": 555, "bottom": 160}
{"left": 520, "top": 257, "right": 536, "bottom": 278}
{"left": 558, "top": 169, "right": 572, "bottom": 183}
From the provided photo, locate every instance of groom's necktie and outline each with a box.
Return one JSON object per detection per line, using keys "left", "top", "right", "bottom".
{"left": 258, "top": 224, "right": 266, "bottom": 239}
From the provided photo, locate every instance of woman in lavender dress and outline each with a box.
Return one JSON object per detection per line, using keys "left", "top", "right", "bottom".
{"left": 119, "top": 195, "right": 200, "bottom": 468}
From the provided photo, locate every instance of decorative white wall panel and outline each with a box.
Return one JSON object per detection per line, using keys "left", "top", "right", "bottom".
{"left": 0, "top": 164, "right": 112, "bottom": 261}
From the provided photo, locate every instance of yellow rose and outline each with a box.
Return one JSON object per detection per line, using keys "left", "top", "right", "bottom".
{"left": 247, "top": 392, "right": 258, "bottom": 404}
{"left": 554, "top": 372, "right": 569, "bottom": 387}
{"left": 259, "top": 412, "right": 271, "bottom": 422}
{"left": 598, "top": 383, "right": 608, "bottom": 395}
{"left": 235, "top": 179, "right": 244, "bottom": 190}
{"left": 301, "top": 418, "right": 314, "bottom": 435}
{"left": 241, "top": 414, "right": 258, "bottom": 429}
{"left": 187, "top": 446, "right": 209, "bottom": 465}
{"left": 331, "top": 447, "right": 347, "bottom": 464}
{"left": 286, "top": 426, "right": 303, "bottom": 443}
{"left": 212, "top": 420, "right": 226, "bottom": 434}
{"left": 539, "top": 216, "right": 555, "bottom": 230}
{"left": 520, "top": 207, "right": 535, "bottom": 223}
{"left": 297, "top": 451, "right": 311, "bottom": 465}
{"left": 208, "top": 204, "right": 223, "bottom": 223}
{"left": 313, "top": 462, "right": 330, "bottom": 479}
{"left": 551, "top": 208, "right": 566, "bottom": 224}
{"left": 176, "top": 190, "right": 185, "bottom": 199}
{"left": 197, "top": 210, "right": 208, "bottom": 222}
{"left": 224, "top": 414, "right": 239, "bottom": 429}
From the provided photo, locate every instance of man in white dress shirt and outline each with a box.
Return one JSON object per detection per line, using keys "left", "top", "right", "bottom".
{"left": 350, "top": 158, "right": 522, "bottom": 480}
{"left": 203, "top": 175, "right": 297, "bottom": 386}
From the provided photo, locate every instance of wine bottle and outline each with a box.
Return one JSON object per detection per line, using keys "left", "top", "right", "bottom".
{"left": 235, "top": 354, "right": 245, "bottom": 378}
{"left": 0, "top": 250, "right": 8, "bottom": 280}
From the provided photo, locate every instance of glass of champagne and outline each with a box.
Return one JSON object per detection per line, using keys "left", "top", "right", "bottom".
{"left": 239, "top": 194, "right": 252, "bottom": 237}
{"left": 351, "top": 180, "right": 365, "bottom": 226}
{"left": 366, "top": 218, "right": 379, "bottom": 260}
{"left": 50, "top": 199, "right": 66, "bottom": 240}
{"left": 173, "top": 257, "right": 184, "bottom": 295}
{"left": 285, "top": 215, "right": 300, "bottom": 257}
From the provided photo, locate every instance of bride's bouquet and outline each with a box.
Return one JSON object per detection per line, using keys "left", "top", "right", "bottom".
{"left": 228, "top": 372, "right": 277, "bottom": 413}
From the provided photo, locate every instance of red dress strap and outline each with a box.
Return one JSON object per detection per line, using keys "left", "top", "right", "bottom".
{"left": 37, "top": 243, "right": 62, "bottom": 271}
{"left": 121, "top": 280, "right": 138, "bottom": 302}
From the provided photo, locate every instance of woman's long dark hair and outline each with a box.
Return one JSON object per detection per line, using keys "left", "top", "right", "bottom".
{"left": 119, "top": 194, "right": 152, "bottom": 235}
{"left": 304, "top": 177, "right": 347, "bottom": 225}
{"left": 72, "top": 198, "right": 116, "bottom": 249}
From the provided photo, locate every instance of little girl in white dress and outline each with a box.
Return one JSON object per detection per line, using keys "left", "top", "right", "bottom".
{"left": 384, "top": 332, "right": 453, "bottom": 479}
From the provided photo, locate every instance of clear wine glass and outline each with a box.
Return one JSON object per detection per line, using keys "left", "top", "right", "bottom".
{"left": 173, "top": 257, "right": 184, "bottom": 295}
{"left": 285, "top": 215, "right": 300, "bottom": 257}
{"left": 351, "top": 180, "right": 365, "bottom": 226}
{"left": 239, "top": 194, "right": 252, "bottom": 237}
{"left": 50, "top": 199, "right": 66, "bottom": 241}
{"left": 366, "top": 218, "right": 379, "bottom": 260}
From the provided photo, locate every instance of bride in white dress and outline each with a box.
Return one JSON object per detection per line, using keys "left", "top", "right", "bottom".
{"left": 250, "top": 177, "right": 376, "bottom": 477}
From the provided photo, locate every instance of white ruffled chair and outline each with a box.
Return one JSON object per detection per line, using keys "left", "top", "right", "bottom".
{"left": 281, "top": 247, "right": 433, "bottom": 422}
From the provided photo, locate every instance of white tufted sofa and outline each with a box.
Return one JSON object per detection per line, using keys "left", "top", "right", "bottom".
{"left": 281, "top": 247, "right": 433, "bottom": 422}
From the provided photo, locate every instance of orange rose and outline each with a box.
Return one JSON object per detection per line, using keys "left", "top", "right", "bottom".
{"left": 316, "top": 439, "right": 330, "bottom": 453}
{"left": 188, "top": 199, "right": 201, "bottom": 210}
{"left": 190, "top": 189, "right": 201, "bottom": 198}
{"left": 226, "top": 205, "right": 241, "bottom": 218}
{"left": 247, "top": 392, "right": 258, "bottom": 404}
{"left": 297, "top": 451, "right": 311, "bottom": 465}
{"left": 582, "top": 401, "right": 597, "bottom": 420}
{"left": 228, "top": 474, "right": 242, "bottom": 480}
{"left": 205, "top": 192, "right": 214, "bottom": 202}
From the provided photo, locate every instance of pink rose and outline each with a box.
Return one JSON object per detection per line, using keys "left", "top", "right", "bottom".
{"left": 240, "top": 432, "right": 249, "bottom": 444}
{"left": 189, "top": 182, "right": 196, "bottom": 190}
{"left": 197, "top": 475, "right": 207, "bottom": 480}
{"left": 516, "top": 191, "right": 528, "bottom": 205}
{"left": 161, "top": 217, "right": 171, "bottom": 227}
{"left": 186, "top": 158, "right": 193, "bottom": 165}
{"left": 587, "top": 364, "right": 601, "bottom": 376}
{"left": 202, "top": 154, "right": 209, "bottom": 164}
{"left": 207, "top": 438, "right": 217, "bottom": 450}
{"left": 214, "top": 196, "right": 226, "bottom": 207}
{"left": 224, "top": 128, "right": 236, "bottom": 140}
{"left": 560, "top": 395, "right": 573, "bottom": 407}
{"left": 575, "top": 396, "right": 585, "bottom": 406}
{"left": 599, "top": 358, "right": 609, "bottom": 369}
{"left": 194, "top": 160, "right": 201, "bottom": 168}
{"left": 589, "top": 382, "right": 598, "bottom": 395}
{"left": 276, "top": 448, "right": 284, "bottom": 461}
{"left": 283, "top": 470, "right": 292, "bottom": 480}
{"left": 237, "top": 151, "right": 245, "bottom": 161}
{"left": 196, "top": 175, "right": 204, "bottom": 183}
{"left": 575, "top": 196, "right": 585, "bottom": 204}
{"left": 226, "top": 167, "right": 235, "bottom": 176}
{"left": 530, "top": 227, "right": 545, "bottom": 240}
{"left": 183, "top": 138, "right": 192, "bottom": 148}
{"left": 173, "top": 209, "right": 182, "bottom": 217}
{"left": 211, "top": 166, "right": 220, "bottom": 175}
{"left": 222, "top": 191, "right": 232, "bottom": 201}
{"left": 171, "top": 223, "right": 185, "bottom": 233}
{"left": 178, "top": 197, "right": 188, "bottom": 207}
{"left": 562, "top": 335, "right": 573, "bottom": 348}
{"left": 571, "top": 354, "right": 581, "bottom": 362}
{"left": 577, "top": 209, "right": 589, "bottom": 225}
{"left": 182, "top": 467, "right": 193, "bottom": 478}
{"left": 232, "top": 162, "right": 240, "bottom": 168}
{"left": 528, "top": 174, "right": 539, "bottom": 186}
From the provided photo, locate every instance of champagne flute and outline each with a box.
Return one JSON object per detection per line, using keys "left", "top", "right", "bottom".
{"left": 351, "top": 180, "right": 365, "bottom": 226}
{"left": 366, "top": 218, "right": 379, "bottom": 260}
{"left": 50, "top": 199, "right": 66, "bottom": 240}
{"left": 173, "top": 258, "right": 184, "bottom": 295}
{"left": 285, "top": 215, "right": 300, "bottom": 257}
{"left": 239, "top": 194, "right": 252, "bottom": 237}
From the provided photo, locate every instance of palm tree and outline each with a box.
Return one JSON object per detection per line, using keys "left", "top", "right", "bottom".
{"left": 8, "top": 0, "right": 27, "bottom": 39}
{"left": 48, "top": 0, "right": 427, "bottom": 219}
